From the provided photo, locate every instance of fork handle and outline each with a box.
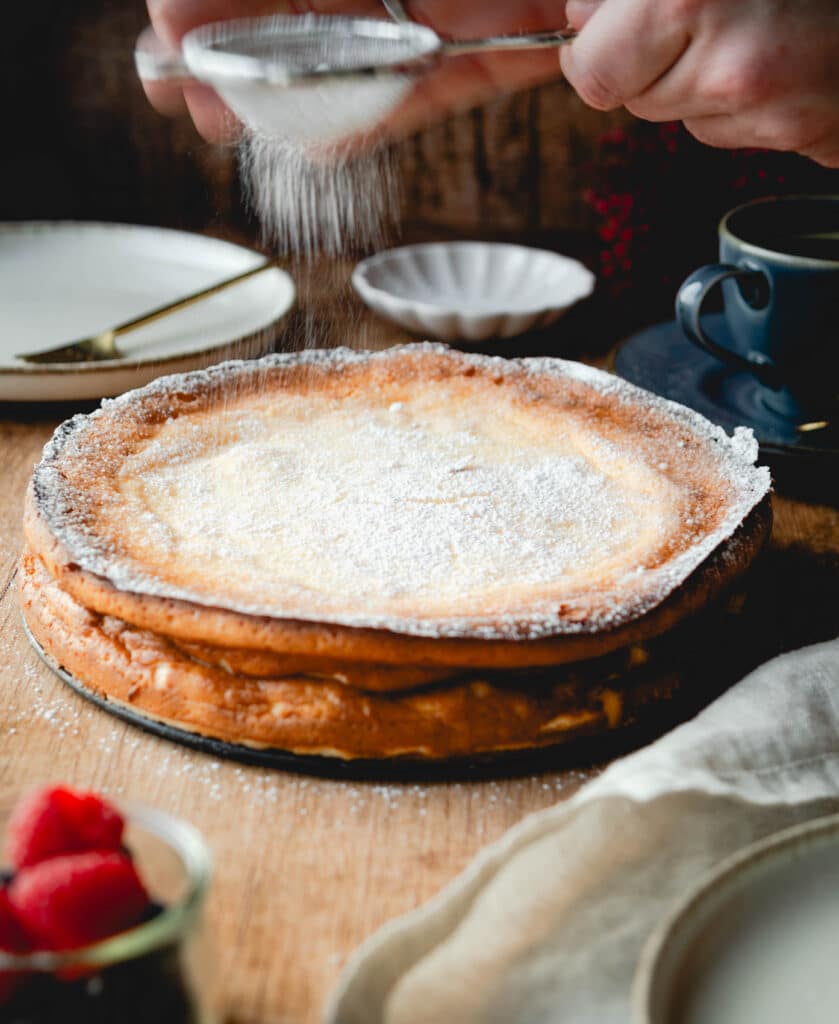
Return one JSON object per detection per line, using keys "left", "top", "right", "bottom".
{"left": 110, "top": 260, "right": 276, "bottom": 338}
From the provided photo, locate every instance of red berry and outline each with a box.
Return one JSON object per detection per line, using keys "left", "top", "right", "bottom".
{"left": 9, "top": 851, "right": 148, "bottom": 951}
{"left": 6, "top": 786, "right": 124, "bottom": 869}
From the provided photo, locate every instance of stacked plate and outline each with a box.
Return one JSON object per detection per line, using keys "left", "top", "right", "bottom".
{"left": 0, "top": 222, "right": 294, "bottom": 402}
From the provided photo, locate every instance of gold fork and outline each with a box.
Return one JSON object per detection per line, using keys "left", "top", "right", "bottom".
{"left": 17, "top": 259, "right": 276, "bottom": 364}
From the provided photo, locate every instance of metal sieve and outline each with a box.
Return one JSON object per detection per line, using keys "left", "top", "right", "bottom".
{"left": 135, "top": 15, "right": 576, "bottom": 143}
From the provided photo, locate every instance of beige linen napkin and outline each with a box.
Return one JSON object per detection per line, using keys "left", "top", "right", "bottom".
{"left": 326, "top": 637, "right": 839, "bottom": 1024}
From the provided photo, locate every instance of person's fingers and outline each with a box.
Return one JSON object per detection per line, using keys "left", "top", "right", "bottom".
{"left": 142, "top": 0, "right": 569, "bottom": 143}
{"left": 564, "top": 0, "right": 602, "bottom": 30}
{"left": 369, "top": 48, "right": 561, "bottom": 144}
{"left": 359, "top": 0, "right": 587, "bottom": 142}
{"left": 141, "top": 78, "right": 190, "bottom": 118}
{"left": 620, "top": 9, "right": 778, "bottom": 123}
{"left": 408, "top": 0, "right": 567, "bottom": 38}
{"left": 809, "top": 146, "right": 839, "bottom": 169}
{"left": 182, "top": 82, "right": 244, "bottom": 142}
{"left": 632, "top": 0, "right": 839, "bottom": 129}
{"left": 559, "top": 0, "right": 690, "bottom": 111}
{"left": 142, "top": 0, "right": 566, "bottom": 143}
{"left": 684, "top": 104, "right": 839, "bottom": 167}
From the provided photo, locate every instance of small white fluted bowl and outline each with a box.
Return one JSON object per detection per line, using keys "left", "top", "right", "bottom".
{"left": 352, "top": 242, "right": 596, "bottom": 343}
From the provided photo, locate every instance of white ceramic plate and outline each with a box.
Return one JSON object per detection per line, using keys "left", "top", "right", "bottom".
{"left": 352, "top": 241, "right": 595, "bottom": 343}
{"left": 633, "top": 813, "right": 839, "bottom": 1024}
{"left": 0, "top": 221, "right": 295, "bottom": 401}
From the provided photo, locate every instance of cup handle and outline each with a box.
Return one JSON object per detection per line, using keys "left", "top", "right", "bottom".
{"left": 675, "top": 264, "right": 782, "bottom": 389}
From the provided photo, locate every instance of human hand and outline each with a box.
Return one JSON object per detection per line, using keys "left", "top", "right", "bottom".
{"left": 141, "top": 0, "right": 568, "bottom": 143}
{"left": 562, "top": 0, "right": 839, "bottom": 167}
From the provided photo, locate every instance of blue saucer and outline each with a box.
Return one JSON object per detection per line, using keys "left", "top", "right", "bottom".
{"left": 613, "top": 316, "right": 838, "bottom": 460}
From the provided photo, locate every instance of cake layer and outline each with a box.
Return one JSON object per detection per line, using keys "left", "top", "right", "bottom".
{"left": 169, "top": 640, "right": 455, "bottom": 691}
{"left": 20, "top": 549, "right": 683, "bottom": 760}
{"left": 27, "top": 491, "right": 771, "bottom": 673}
{"left": 26, "top": 345, "right": 771, "bottom": 668}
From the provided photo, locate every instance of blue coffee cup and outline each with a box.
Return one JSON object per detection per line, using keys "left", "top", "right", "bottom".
{"left": 676, "top": 195, "right": 839, "bottom": 416}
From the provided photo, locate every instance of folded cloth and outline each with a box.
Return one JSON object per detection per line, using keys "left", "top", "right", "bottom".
{"left": 326, "top": 637, "right": 839, "bottom": 1024}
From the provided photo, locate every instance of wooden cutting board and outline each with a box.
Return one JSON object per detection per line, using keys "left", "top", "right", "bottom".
{"left": 1, "top": 288, "right": 836, "bottom": 1022}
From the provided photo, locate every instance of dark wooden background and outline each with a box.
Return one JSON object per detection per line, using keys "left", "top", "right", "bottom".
{"left": 2, "top": 4, "right": 626, "bottom": 241}
{"left": 3, "top": 1, "right": 837, "bottom": 343}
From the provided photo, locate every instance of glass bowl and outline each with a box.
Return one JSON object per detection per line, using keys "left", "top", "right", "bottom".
{"left": 0, "top": 798, "right": 215, "bottom": 1023}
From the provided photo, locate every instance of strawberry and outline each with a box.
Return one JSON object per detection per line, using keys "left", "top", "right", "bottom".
{"left": 6, "top": 786, "right": 124, "bottom": 869}
{"left": 9, "top": 851, "right": 149, "bottom": 951}
{"left": 0, "top": 887, "right": 30, "bottom": 1005}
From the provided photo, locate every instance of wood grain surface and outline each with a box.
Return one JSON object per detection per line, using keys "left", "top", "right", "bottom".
{"left": 1, "top": 286, "right": 837, "bottom": 1023}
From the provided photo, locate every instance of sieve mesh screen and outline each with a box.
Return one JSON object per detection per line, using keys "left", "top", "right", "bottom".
{"left": 192, "top": 15, "right": 440, "bottom": 78}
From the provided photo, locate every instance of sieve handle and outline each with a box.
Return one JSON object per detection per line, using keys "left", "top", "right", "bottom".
{"left": 442, "top": 29, "right": 578, "bottom": 57}
{"left": 134, "top": 25, "right": 196, "bottom": 84}
{"left": 133, "top": 20, "right": 579, "bottom": 87}
{"left": 382, "top": 0, "right": 411, "bottom": 22}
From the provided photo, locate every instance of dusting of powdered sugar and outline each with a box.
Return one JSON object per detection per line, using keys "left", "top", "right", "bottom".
{"left": 228, "top": 11, "right": 406, "bottom": 257}
{"left": 32, "top": 345, "right": 771, "bottom": 640}
{"left": 238, "top": 135, "right": 399, "bottom": 258}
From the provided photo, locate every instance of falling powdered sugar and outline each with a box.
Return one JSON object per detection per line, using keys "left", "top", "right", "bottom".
{"left": 239, "top": 134, "right": 399, "bottom": 259}
{"left": 224, "top": 14, "right": 413, "bottom": 256}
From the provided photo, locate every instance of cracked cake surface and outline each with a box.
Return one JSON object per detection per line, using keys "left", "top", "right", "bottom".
{"left": 20, "top": 345, "right": 771, "bottom": 759}
{"left": 26, "top": 344, "right": 770, "bottom": 642}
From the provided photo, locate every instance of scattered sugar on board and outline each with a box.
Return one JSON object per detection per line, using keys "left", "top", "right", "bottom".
{"left": 34, "top": 346, "right": 771, "bottom": 641}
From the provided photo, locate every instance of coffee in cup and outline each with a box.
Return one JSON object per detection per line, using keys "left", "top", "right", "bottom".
{"left": 676, "top": 195, "right": 839, "bottom": 417}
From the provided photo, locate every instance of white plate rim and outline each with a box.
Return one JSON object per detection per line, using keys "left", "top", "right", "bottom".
{"left": 632, "top": 811, "right": 839, "bottom": 1024}
{"left": 0, "top": 220, "right": 295, "bottom": 377}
